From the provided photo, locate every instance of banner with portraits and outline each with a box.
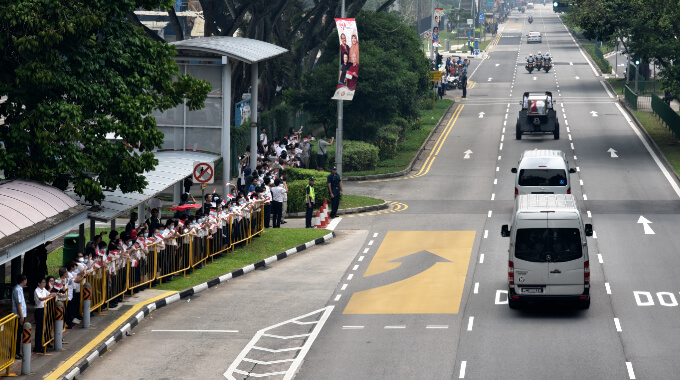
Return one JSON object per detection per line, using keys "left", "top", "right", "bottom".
{"left": 432, "top": 8, "right": 444, "bottom": 47}
{"left": 332, "top": 18, "right": 359, "bottom": 101}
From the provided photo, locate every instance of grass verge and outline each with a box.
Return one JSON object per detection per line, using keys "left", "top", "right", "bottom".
{"left": 579, "top": 40, "right": 612, "bottom": 74}
{"left": 154, "top": 228, "right": 329, "bottom": 291}
{"left": 339, "top": 195, "right": 384, "bottom": 208}
{"left": 346, "top": 99, "right": 453, "bottom": 176}
{"left": 632, "top": 110, "right": 680, "bottom": 174}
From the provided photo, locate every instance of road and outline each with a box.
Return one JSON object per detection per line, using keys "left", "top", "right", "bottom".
{"left": 82, "top": 5, "right": 680, "bottom": 380}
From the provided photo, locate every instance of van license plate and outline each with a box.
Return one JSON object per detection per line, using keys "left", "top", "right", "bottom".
{"left": 521, "top": 288, "right": 543, "bottom": 294}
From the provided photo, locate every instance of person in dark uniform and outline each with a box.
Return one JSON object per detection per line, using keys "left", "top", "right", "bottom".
{"left": 461, "top": 71, "right": 468, "bottom": 99}
{"left": 125, "top": 211, "right": 138, "bottom": 232}
{"left": 144, "top": 208, "right": 162, "bottom": 232}
{"left": 327, "top": 166, "right": 343, "bottom": 218}
{"left": 305, "top": 177, "right": 315, "bottom": 228}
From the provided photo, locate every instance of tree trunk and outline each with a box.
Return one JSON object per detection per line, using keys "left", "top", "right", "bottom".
{"left": 168, "top": 8, "right": 184, "bottom": 41}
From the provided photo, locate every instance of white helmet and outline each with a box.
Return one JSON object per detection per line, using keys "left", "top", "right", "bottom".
{"left": 538, "top": 51, "right": 542, "bottom": 55}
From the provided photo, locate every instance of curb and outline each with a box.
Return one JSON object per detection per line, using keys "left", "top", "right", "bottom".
{"left": 344, "top": 101, "right": 456, "bottom": 181}
{"left": 286, "top": 201, "right": 389, "bottom": 218}
{"left": 61, "top": 232, "right": 336, "bottom": 380}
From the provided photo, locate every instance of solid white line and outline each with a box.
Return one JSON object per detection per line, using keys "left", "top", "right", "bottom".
{"left": 334, "top": 294, "right": 341, "bottom": 301}
{"left": 347, "top": 274, "right": 353, "bottom": 280}
{"left": 597, "top": 254, "right": 603, "bottom": 264}
{"left": 601, "top": 80, "right": 615, "bottom": 98}
{"left": 426, "top": 325, "right": 449, "bottom": 329}
{"left": 614, "top": 318, "right": 622, "bottom": 332}
{"left": 474, "top": 282, "right": 479, "bottom": 294}
{"left": 363, "top": 248, "right": 369, "bottom": 254}
{"left": 484, "top": 230, "right": 488, "bottom": 239}
{"left": 488, "top": 210, "right": 492, "bottom": 218}
{"left": 459, "top": 361, "right": 467, "bottom": 378}
{"left": 384, "top": 325, "right": 406, "bottom": 329}
{"left": 342, "top": 326, "right": 364, "bottom": 329}
{"left": 605, "top": 282, "right": 612, "bottom": 294}
{"left": 626, "top": 362, "right": 636, "bottom": 379}
{"left": 368, "top": 240, "right": 374, "bottom": 246}
{"left": 616, "top": 102, "right": 680, "bottom": 198}
{"left": 587, "top": 211, "right": 592, "bottom": 218}
{"left": 480, "top": 254, "right": 485, "bottom": 263}
{"left": 341, "top": 284, "right": 348, "bottom": 290}
{"left": 152, "top": 329, "right": 238, "bottom": 333}
{"left": 491, "top": 193, "right": 495, "bottom": 200}
{"left": 282, "top": 306, "right": 335, "bottom": 380}
{"left": 353, "top": 265, "right": 359, "bottom": 271}
{"left": 358, "top": 256, "right": 364, "bottom": 262}
{"left": 373, "top": 233, "right": 378, "bottom": 237}
{"left": 262, "top": 333, "right": 311, "bottom": 340}
{"left": 326, "top": 217, "right": 341, "bottom": 231}
{"left": 467, "top": 317, "right": 474, "bottom": 331}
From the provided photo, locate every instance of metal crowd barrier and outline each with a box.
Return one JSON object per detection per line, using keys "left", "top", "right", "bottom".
{"left": 40, "top": 296, "right": 57, "bottom": 353}
{"left": 105, "top": 259, "right": 128, "bottom": 308}
{"left": 0, "top": 314, "right": 18, "bottom": 376}
{"left": 158, "top": 234, "right": 193, "bottom": 281}
{"left": 128, "top": 247, "right": 156, "bottom": 293}
{"left": 80, "top": 266, "right": 106, "bottom": 314}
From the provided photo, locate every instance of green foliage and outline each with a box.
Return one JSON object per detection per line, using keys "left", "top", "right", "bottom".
{"left": 325, "top": 140, "right": 379, "bottom": 171}
{"left": 281, "top": 167, "right": 325, "bottom": 181}
{"left": 376, "top": 124, "right": 401, "bottom": 160}
{"left": 0, "top": 0, "right": 210, "bottom": 203}
{"left": 581, "top": 41, "right": 612, "bottom": 74}
{"left": 285, "top": 177, "right": 331, "bottom": 213}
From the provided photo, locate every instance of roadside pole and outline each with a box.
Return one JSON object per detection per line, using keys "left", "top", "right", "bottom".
{"left": 336, "top": 0, "right": 345, "bottom": 178}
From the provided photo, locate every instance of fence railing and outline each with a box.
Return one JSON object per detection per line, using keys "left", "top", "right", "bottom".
{"left": 651, "top": 93, "right": 680, "bottom": 138}
{"left": 40, "top": 296, "right": 57, "bottom": 353}
{"left": 0, "top": 314, "right": 18, "bottom": 376}
{"left": 625, "top": 85, "right": 638, "bottom": 111}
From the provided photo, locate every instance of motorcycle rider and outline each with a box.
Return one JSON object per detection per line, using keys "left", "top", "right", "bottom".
{"left": 536, "top": 51, "right": 543, "bottom": 62}
{"left": 526, "top": 54, "right": 535, "bottom": 65}
{"left": 528, "top": 15, "right": 533, "bottom": 23}
{"left": 544, "top": 53, "right": 551, "bottom": 63}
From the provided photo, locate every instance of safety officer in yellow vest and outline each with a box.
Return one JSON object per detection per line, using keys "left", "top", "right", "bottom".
{"left": 305, "top": 177, "right": 315, "bottom": 228}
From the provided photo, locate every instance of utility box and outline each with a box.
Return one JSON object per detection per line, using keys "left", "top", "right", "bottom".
{"left": 445, "top": 39, "right": 451, "bottom": 51}
{"left": 474, "top": 38, "right": 479, "bottom": 50}
{"left": 62, "top": 233, "right": 80, "bottom": 266}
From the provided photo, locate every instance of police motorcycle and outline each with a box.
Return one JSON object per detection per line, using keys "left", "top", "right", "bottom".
{"left": 542, "top": 54, "right": 552, "bottom": 72}
{"left": 535, "top": 52, "right": 543, "bottom": 70}
{"left": 525, "top": 55, "right": 535, "bottom": 73}
{"left": 528, "top": 15, "right": 533, "bottom": 24}
{"left": 447, "top": 74, "right": 461, "bottom": 90}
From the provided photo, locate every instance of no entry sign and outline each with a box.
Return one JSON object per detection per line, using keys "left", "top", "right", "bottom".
{"left": 193, "top": 161, "right": 214, "bottom": 184}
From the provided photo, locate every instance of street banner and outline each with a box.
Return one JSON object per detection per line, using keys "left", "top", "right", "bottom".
{"left": 434, "top": 8, "right": 444, "bottom": 27}
{"left": 433, "top": 8, "right": 444, "bottom": 47}
{"left": 332, "top": 18, "right": 359, "bottom": 101}
{"left": 235, "top": 99, "right": 251, "bottom": 127}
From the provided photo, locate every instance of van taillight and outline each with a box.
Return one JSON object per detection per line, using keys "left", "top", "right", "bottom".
{"left": 567, "top": 187, "right": 571, "bottom": 194}
{"left": 584, "top": 260, "right": 590, "bottom": 285}
{"left": 515, "top": 187, "right": 519, "bottom": 196}
{"left": 508, "top": 261, "right": 515, "bottom": 285}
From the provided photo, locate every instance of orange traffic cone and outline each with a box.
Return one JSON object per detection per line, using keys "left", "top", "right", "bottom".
{"left": 314, "top": 211, "right": 321, "bottom": 228}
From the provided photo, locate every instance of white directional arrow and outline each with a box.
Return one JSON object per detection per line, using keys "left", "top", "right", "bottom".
{"left": 464, "top": 149, "right": 473, "bottom": 159}
{"left": 533, "top": 77, "right": 537, "bottom": 80}
{"left": 488, "top": 77, "right": 493, "bottom": 81}
{"left": 575, "top": 76, "right": 580, "bottom": 79}
{"left": 495, "top": 63, "right": 500, "bottom": 67}
{"left": 478, "top": 112, "right": 485, "bottom": 118}
{"left": 637, "top": 216, "right": 655, "bottom": 235}
{"left": 608, "top": 148, "right": 618, "bottom": 158}
{"left": 590, "top": 111, "right": 599, "bottom": 117}
{"left": 569, "top": 62, "right": 574, "bottom": 65}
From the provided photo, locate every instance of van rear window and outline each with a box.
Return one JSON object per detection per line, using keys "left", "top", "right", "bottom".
{"left": 518, "top": 169, "right": 567, "bottom": 187}
{"left": 514, "top": 228, "right": 582, "bottom": 262}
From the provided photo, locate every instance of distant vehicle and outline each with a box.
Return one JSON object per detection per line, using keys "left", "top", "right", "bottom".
{"left": 501, "top": 194, "right": 593, "bottom": 310}
{"left": 516, "top": 91, "right": 559, "bottom": 140}
{"left": 511, "top": 150, "right": 576, "bottom": 196}
{"left": 527, "top": 31, "right": 542, "bottom": 43}
{"left": 527, "top": 2, "right": 534, "bottom": 8}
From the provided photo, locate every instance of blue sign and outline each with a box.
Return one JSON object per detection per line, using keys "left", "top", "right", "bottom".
{"left": 235, "top": 99, "right": 251, "bottom": 127}
{"left": 474, "top": 49, "right": 480, "bottom": 55}
{"left": 479, "top": 12, "right": 484, "bottom": 22}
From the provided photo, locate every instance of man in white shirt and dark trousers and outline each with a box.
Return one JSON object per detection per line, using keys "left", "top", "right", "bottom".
{"left": 34, "top": 277, "right": 54, "bottom": 352}
{"left": 270, "top": 178, "right": 286, "bottom": 228}
{"left": 316, "top": 135, "right": 334, "bottom": 171}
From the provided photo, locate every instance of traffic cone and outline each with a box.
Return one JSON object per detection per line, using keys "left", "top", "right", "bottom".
{"left": 320, "top": 199, "right": 330, "bottom": 224}
{"left": 314, "top": 211, "right": 321, "bottom": 228}
{"left": 318, "top": 209, "right": 329, "bottom": 228}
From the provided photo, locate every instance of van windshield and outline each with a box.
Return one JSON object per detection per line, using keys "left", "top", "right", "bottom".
{"left": 514, "top": 228, "right": 582, "bottom": 262}
{"left": 518, "top": 169, "right": 567, "bottom": 187}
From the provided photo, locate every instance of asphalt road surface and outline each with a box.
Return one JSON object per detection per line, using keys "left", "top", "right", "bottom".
{"left": 82, "top": 6, "right": 680, "bottom": 380}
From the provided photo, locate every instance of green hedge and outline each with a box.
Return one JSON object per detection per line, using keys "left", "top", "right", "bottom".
{"left": 286, "top": 179, "right": 332, "bottom": 213}
{"left": 281, "top": 167, "right": 327, "bottom": 181}
{"left": 321, "top": 140, "right": 379, "bottom": 172}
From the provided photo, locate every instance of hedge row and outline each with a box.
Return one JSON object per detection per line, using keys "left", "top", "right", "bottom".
{"left": 322, "top": 140, "right": 378, "bottom": 172}
{"left": 283, "top": 168, "right": 331, "bottom": 213}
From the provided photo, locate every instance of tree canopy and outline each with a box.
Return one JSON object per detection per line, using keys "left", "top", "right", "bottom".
{"left": 0, "top": 0, "right": 211, "bottom": 204}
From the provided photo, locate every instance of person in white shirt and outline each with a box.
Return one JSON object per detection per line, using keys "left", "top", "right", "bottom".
{"left": 260, "top": 127, "right": 268, "bottom": 147}
{"left": 147, "top": 197, "right": 162, "bottom": 214}
{"left": 34, "top": 278, "right": 54, "bottom": 352}
{"left": 280, "top": 176, "right": 289, "bottom": 224}
{"left": 269, "top": 178, "right": 285, "bottom": 228}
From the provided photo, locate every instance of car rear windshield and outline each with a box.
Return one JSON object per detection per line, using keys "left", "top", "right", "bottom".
{"left": 514, "top": 228, "right": 583, "bottom": 262}
{"left": 518, "top": 169, "right": 567, "bottom": 187}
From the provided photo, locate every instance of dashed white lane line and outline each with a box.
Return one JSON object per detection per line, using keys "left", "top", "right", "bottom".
{"left": 368, "top": 240, "right": 374, "bottom": 246}
{"left": 614, "top": 318, "right": 622, "bottom": 332}
{"left": 494, "top": 179, "right": 498, "bottom": 185}
{"left": 384, "top": 325, "right": 406, "bottom": 329}
{"left": 496, "top": 167, "right": 499, "bottom": 172}
{"left": 363, "top": 248, "right": 369, "bottom": 254}
{"left": 484, "top": 230, "right": 488, "bottom": 239}
{"left": 426, "top": 325, "right": 449, "bottom": 329}
{"left": 498, "top": 155, "right": 501, "bottom": 160}
{"left": 580, "top": 179, "right": 584, "bottom": 186}
{"left": 488, "top": 210, "right": 492, "bottom": 218}
{"left": 626, "top": 362, "right": 636, "bottom": 379}
{"left": 501, "top": 135, "right": 504, "bottom": 141}
{"left": 334, "top": 294, "right": 341, "bottom": 301}
{"left": 576, "top": 166, "right": 580, "bottom": 172}
{"left": 347, "top": 274, "right": 354, "bottom": 280}
{"left": 491, "top": 193, "right": 496, "bottom": 200}
{"left": 568, "top": 134, "right": 572, "bottom": 141}
{"left": 571, "top": 143, "right": 575, "bottom": 150}
{"left": 565, "top": 119, "right": 569, "bottom": 126}
{"left": 502, "top": 127, "right": 505, "bottom": 133}
{"left": 605, "top": 282, "right": 612, "bottom": 294}
{"left": 583, "top": 194, "right": 588, "bottom": 200}
{"left": 373, "top": 233, "right": 378, "bottom": 237}
{"left": 479, "top": 254, "right": 485, "bottom": 263}
{"left": 597, "top": 254, "right": 603, "bottom": 264}
{"left": 343, "top": 326, "right": 364, "bottom": 330}
{"left": 566, "top": 127, "right": 571, "bottom": 133}
{"left": 352, "top": 265, "right": 359, "bottom": 271}
{"left": 474, "top": 282, "right": 479, "bottom": 294}
{"left": 587, "top": 210, "right": 592, "bottom": 218}
{"left": 358, "top": 256, "right": 364, "bottom": 262}
{"left": 574, "top": 155, "right": 578, "bottom": 160}
{"left": 593, "top": 231, "right": 598, "bottom": 239}
{"left": 341, "top": 284, "right": 348, "bottom": 290}
{"left": 459, "top": 361, "right": 467, "bottom": 379}
{"left": 504, "top": 120, "right": 507, "bottom": 126}
{"left": 467, "top": 317, "right": 474, "bottom": 331}
{"left": 500, "top": 143, "right": 503, "bottom": 151}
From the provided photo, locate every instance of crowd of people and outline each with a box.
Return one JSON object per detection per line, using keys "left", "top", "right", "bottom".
{"left": 435, "top": 57, "right": 470, "bottom": 99}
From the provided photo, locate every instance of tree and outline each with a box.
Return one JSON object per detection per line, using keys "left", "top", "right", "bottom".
{"left": 0, "top": 0, "right": 211, "bottom": 204}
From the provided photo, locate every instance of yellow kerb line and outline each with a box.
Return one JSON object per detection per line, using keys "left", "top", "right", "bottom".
{"left": 412, "top": 104, "right": 462, "bottom": 177}
{"left": 45, "top": 291, "right": 177, "bottom": 380}
{"left": 415, "top": 105, "right": 464, "bottom": 177}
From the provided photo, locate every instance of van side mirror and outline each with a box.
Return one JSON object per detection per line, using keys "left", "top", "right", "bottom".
{"left": 584, "top": 224, "right": 593, "bottom": 237}
{"left": 501, "top": 225, "right": 510, "bottom": 237}
{"left": 511, "top": 168, "right": 517, "bottom": 173}
{"left": 569, "top": 168, "right": 576, "bottom": 174}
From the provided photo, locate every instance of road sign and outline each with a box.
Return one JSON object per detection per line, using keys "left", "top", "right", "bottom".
{"left": 467, "top": 19, "right": 473, "bottom": 26}
{"left": 193, "top": 161, "right": 214, "bottom": 184}
{"left": 429, "top": 71, "right": 442, "bottom": 82}
{"left": 479, "top": 12, "right": 484, "bottom": 22}
{"left": 474, "top": 49, "right": 480, "bottom": 55}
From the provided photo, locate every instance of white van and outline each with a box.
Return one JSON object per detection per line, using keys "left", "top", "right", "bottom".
{"left": 501, "top": 194, "right": 593, "bottom": 309}
{"left": 511, "top": 149, "right": 576, "bottom": 196}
